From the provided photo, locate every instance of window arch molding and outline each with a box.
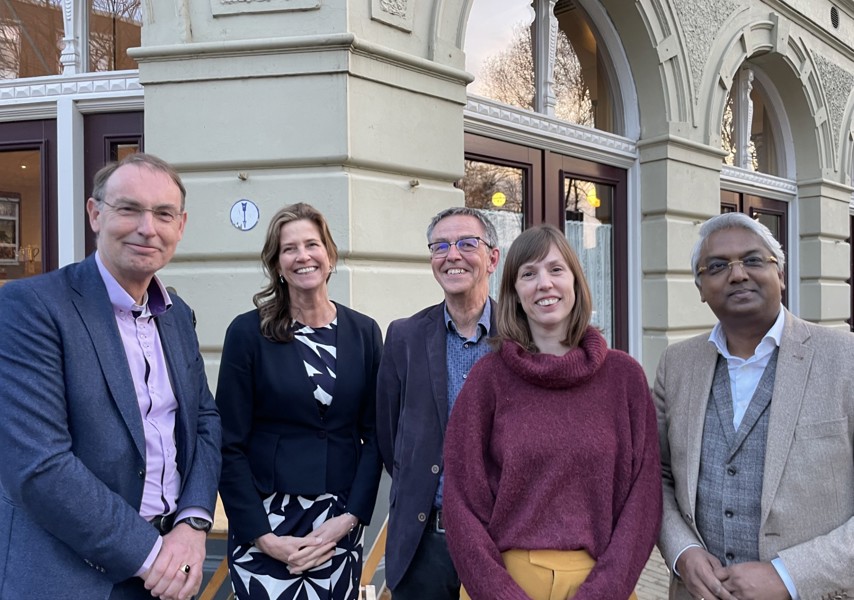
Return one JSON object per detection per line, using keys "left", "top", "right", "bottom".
{"left": 703, "top": 19, "right": 830, "bottom": 176}
{"left": 722, "top": 64, "right": 795, "bottom": 180}
{"left": 573, "top": 0, "right": 639, "bottom": 139}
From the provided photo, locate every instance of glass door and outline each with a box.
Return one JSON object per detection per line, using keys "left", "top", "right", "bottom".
{"left": 720, "top": 190, "right": 788, "bottom": 305}
{"left": 461, "top": 134, "right": 541, "bottom": 298}
{"left": 462, "top": 134, "right": 629, "bottom": 350}
{"left": 0, "top": 120, "right": 57, "bottom": 284}
{"left": 83, "top": 111, "right": 144, "bottom": 255}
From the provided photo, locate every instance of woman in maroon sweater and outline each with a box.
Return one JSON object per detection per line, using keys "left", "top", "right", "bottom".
{"left": 443, "top": 224, "right": 661, "bottom": 600}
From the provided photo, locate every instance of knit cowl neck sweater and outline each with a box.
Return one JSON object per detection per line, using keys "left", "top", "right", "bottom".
{"left": 500, "top": 325, "right": 608, "bottom": 389}
{"left": 443, "top": 323, "right": 662, "bottom": 600}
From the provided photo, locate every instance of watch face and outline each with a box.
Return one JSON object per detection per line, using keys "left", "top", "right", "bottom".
{"left": 230, "top": 199, "right": 260, "bottom": 231}
{"left": 180, "top": 517, "right": 212, "bottom": 533}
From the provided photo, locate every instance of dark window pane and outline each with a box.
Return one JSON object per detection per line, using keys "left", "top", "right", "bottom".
{"left": 564, "top": 177, "right": 614, "bottom": 345}
{"left": 460, "top": 159, "right": 525, "bottom": 298}
{"left": 0, "top": 149, "right": 43, "bottom": 282}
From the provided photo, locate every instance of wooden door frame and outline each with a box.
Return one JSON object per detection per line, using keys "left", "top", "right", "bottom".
{"left": 719, "top": 190, "right": 789, "bottom": 306}
{"left": 464, "top": 133, "right": 630, "bottom": 351}
{"left": 83, "top": 111, "right": 144, "bottom": 255}
{"left": 0, "top": 120, "right": 58, "bottom": 273}
{"left": 550, "top": 154, "right": 628, "bottom": 351}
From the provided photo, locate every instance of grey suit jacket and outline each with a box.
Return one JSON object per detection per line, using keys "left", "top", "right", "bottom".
{"left": 655, "top": 310, "right": 854, "bottom": 600}
{"left": 376, "top": 300, "right": 497, "bottom": 590}
{"left": 0, "top": 255, "right": 221, "bottom": 600}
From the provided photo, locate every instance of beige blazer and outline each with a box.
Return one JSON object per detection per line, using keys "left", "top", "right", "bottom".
{"left": 655, "top": 310, "right": 854, "bottom": 600}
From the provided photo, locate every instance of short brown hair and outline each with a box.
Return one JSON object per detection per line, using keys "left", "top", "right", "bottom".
{"left": 494, "top": 224, "right": 593, "bottom": 351}
{"left": 91, "top": 153, "right": 187, "bottom": 210}
{"left": 253, "top": 203, "right": 339, "bottom": 342}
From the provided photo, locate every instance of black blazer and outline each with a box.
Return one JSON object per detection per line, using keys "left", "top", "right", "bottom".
{"left": 217, "top": 302, "right": 383, "bottom": 544}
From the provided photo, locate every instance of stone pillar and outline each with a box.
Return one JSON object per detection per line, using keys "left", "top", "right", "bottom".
{"left": 797, "top": 180, "right": 851, "bottom": 328}
{"left": 638, "top": 135, "right": 725, "bottom": 377}
{"left": 133, "top": 0, "right": 471, "bottom": 365}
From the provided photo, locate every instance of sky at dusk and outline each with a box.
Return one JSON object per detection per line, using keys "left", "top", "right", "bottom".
{"left": 464, "top": 0, "right": 534, "bottom": 93}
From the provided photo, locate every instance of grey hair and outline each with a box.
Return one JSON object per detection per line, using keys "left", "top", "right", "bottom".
{"left": 691, "top": 212, "right": 785, "bottom": 284}
{"left": 426, "top": 206, "right": 499, "bottom": 248}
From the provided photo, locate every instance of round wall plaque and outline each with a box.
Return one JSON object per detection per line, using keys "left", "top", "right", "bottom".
{"left": 230, "top": 199, "right": 260, "bottom": 231}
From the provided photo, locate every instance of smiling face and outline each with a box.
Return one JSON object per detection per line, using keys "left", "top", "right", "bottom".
{"left": 87, "top": 163, "right": 186, "bottom": 302}
{"left": 515, "top": 243, "right": 576, "bottom": 339}
{"left": 429, "top": 215, "right": 499, "bottom": 301}
{"left": 278, "top": 219, "right": 332, "bottom": 296}
{"left": 697, "top": 227, "right": 784, "bottom": 329}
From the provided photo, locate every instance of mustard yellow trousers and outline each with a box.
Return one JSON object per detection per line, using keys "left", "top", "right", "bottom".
{"left": 461, "top": 549, "right": 639, "bottom": 600}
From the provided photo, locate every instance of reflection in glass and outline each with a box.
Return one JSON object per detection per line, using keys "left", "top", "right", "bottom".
{"left": 564, "top": 177, "right": 613, "bottom": 346}
{"left": 464, "top": 0, "right": 616, "bottom": 132}
{"left": 465, "top": 0, "right": 534, "bottom": 104}
{"left": 0, "top": 0, "right": 63, "bottom": 79}
{"left": 89, "top": 0, "right": 141, "bottom": 72}
{"left": 753, "top": 211, "right": 781, "bottom": 242}
{"left": 554, "top": 1, "right": 615, "bottom": 131}
{"left": 115, "top": 142, "right": 139, "bottom": 161}
{"left": 459, "top": 159, "right": 525, "bottom": 298}
{"left": 721, "top": 69, "right": 779, "bottom": 175}
{"left": 0, "top": 149, "right": 42, "bottom": 282}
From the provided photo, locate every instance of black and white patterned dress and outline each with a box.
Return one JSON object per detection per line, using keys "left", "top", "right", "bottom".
{"left": 228, "top": 319, "right": 365, "bottom": 600}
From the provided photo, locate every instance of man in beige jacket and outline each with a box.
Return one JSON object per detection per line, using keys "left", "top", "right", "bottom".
{"left": 655, "top": 212, "right": 854, "bottom": 600}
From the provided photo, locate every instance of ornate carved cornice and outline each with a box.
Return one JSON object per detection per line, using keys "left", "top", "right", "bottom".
{"left": 465, "top": 96, "right": 636, "bottom": 160}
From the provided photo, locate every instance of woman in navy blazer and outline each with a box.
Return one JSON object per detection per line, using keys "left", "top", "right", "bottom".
{"left": 217, "top": 203, "right": 383, "bottom": 600}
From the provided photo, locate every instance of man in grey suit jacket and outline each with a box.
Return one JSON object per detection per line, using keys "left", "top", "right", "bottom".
{"left": 656, "top": 212, "right": 854, "bottom": 600}
{"left": 0, "top": 154, "right": 221, "bottom": 600}
{"left": 377, "top": 207, "right": 499, "bottom": 600}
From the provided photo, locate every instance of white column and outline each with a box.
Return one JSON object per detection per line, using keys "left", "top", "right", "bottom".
{"left": 735, "top": 68, "right": 754, "bottom": 170}
{"left": 56, "top": 97, "right": 86, "bottom": 266}
{"left": 60, "top": 0, "right": 87, "bottom": 75}
{"left": 533, "top": 0, "right": 557, "bottom": 116}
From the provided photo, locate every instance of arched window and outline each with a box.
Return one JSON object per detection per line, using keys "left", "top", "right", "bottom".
{"left": 461, "top": 0, "right": 633, "bottom": 349}
{"left": 719, "top": 64, "right": 796, "bottom": 308}
{"left": 465, "top": 0, "right": 619, "bottom": 133}
{"left": 721, "top": 66, "right": 782, "bottom": 176}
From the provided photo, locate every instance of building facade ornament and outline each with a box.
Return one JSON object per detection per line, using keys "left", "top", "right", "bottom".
{"left": 371, "top": 0, "right": 413, "bottom": 31}
{"left": 814, "top": 53, "right": 854, "bottom": 144}
{"left": 671, "top": 0, "right": 740, "bottom": 103}
{"left": 379, "top": 0, "right": 406, "bottom": 17}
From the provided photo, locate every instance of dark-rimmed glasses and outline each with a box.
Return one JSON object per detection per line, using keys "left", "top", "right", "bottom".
{"left": 697, "top": 255, "right": 778, "bottom": 277}
{"left": 428, "top": 237, "right": 492, "bottom": 258}
{"left": 99, "top": 199, "right": 183, "bottom": 224}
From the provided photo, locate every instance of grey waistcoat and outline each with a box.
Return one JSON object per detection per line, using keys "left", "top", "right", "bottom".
{"left": 695, "top": 349, "right": 779, "bottom": 566}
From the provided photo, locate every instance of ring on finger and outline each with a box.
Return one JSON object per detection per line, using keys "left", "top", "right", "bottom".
{"left": 179, "top": 563, "right": 191, "bottom": 575}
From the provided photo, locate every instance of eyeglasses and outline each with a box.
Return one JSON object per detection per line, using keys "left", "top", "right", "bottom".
{"left": 100, "top": 199, "right": 183, "bottom": 224}
{"left": 427, "top": 236, "right": 492, "bottom": 257}
{"left": 697, "top": 255, "right": 778, "bottom": 277}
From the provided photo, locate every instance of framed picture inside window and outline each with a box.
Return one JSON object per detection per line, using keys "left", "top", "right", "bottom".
{"left": 0, "top": 193, "right": 20, "bottom": 263}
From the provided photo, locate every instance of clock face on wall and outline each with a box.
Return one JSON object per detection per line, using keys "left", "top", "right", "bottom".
{"left": 230, "top": 199, "right": 260, "bottom": 231}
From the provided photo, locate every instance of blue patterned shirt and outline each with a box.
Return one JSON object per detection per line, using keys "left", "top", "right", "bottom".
{"left": 434, "top": 300, "right": 492, "bottom": 509}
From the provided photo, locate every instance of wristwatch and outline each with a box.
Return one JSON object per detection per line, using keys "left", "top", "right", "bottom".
{"left": 176, "top": 517, "right": 213, "bottom": 533}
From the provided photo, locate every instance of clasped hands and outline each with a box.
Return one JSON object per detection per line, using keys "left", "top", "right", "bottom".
{"left": 677, "top": 547, "right": 792, "bottom": 600}
{"left": 255, "top": 513, "right": 358, "bottom": 575}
